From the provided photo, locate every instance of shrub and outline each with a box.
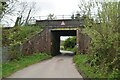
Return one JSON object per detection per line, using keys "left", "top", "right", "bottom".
{"left": 2, "top": 25, "right": 43, "bottom": 61}
{"left": 63, "top": 37, "right": 76, "bottom": 50}
{"left": 78, "top": 1, "right": 120, "bottom": 78}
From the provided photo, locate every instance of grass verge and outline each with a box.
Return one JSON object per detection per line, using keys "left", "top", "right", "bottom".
{"left": 2, "top": 53, "right": 52, "bottom": 78}
{"left": 73, "top": 54, "right": 113, "bottom": 78}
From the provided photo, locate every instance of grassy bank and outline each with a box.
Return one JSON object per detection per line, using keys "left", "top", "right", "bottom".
{"left": 2, "top": 53, "right": 51, "bottom": 78}
{"left": 2, "top": 26, "right": 43, "bottom": 47}
{"left": 73, "top": 54, "right": 96, "bottom": 78}
{"left": 2, "top": 25, "right": 44, "bottom": 62}
{"left": 73, "top": 54, "right": 119, "bottom": 78}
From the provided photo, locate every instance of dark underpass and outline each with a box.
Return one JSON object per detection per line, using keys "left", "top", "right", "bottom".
{"left": 51, "top": 30, "right": 76, "bottom": 56}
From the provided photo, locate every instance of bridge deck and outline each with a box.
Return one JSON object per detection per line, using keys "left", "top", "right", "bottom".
{"left": 36, "top": 19, "right": 84, "bottom": 27}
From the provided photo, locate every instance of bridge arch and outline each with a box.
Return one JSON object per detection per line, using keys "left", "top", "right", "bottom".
{"left": 22, "top": 19, "right": 91, "bottom": 56}
{"left": 50, "top": 29, "right": 77, "bottom": 56}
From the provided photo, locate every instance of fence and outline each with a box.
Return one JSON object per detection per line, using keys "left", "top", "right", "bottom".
{"left": 27, "top": 15, "right": 73, "bottom": 25}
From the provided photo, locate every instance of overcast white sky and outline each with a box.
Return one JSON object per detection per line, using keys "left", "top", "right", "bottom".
{"left": 19, "top": 0, "right": 81, "bottom": 16}
{"left": 19, "top": 0, "right": 119, "bottom": 16}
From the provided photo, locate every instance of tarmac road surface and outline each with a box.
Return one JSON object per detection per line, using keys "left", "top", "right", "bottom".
{"left": 9, "top": 50, "right": 83, "bottom": 78}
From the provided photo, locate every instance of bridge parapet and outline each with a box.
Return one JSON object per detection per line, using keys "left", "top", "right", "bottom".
{"left": 36, "top": 19, "right": 84, "bottom": 28}
{"left": 29, "top": 15, "right": 73, "bottom": 21}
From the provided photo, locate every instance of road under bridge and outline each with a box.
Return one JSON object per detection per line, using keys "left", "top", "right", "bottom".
{"left": 22, "top": 19, "right": 91, "bottom": 56}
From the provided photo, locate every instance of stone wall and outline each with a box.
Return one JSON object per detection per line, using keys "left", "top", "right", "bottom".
{"left": 22, "top": 27, "right": 91, "bottom": 55}
{"left": 22, "top": 28, "right": 51, "bottom": 55}
{"left": 78, "top": 33, "right": 91, "bottom": 53}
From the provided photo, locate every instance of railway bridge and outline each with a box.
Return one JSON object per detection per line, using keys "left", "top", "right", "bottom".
{"left": 22, "top": 18, "right": 91, "bottom": 56}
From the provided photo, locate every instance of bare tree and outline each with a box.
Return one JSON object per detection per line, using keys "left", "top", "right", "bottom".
{"left": 0, "top": 1, "right": 7, "bottom": 16}
{"left": 14, "top": 2, "right": 28, "bottom": 26}
{"left": 24, "top": 2, "right": 37, "bottom": 25}
{"left": 0, "top": 0, "right": 18, "bottom": 27}
{"left": 0, "top": 0, "right": 18, "bottom": 20}
{"left": 47, "top": 14, "right": 56, "bottom": 20}
{"left": 71, "top": 14, "right": 74, "bottom": 19}
{"left": 1, "top": 0, "right": 38, "bottom": 27}
{"left": 14, "top": 2, "right": 38, "bottom": 26}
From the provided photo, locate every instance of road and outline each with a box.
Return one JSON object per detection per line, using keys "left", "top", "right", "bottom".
{"left": 9, "top": 50, "right": 83, "bottom": 78}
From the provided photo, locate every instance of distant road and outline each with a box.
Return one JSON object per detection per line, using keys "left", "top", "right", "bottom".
{"left": 9, "top": 50, "right": 83, "bottom": 78}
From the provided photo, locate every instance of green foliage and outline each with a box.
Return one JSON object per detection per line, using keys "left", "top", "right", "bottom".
{"left": 73, "top": 54, "right": 118, "bottom": 78}
{"left": 2, "top": 26, "right": 43, "bottom": 46}
{"left": 72, "top": 46, "right": 77, "bottom": 53}
{"left": 2, "top": 53, "right": 51, "bottom": 78}
{"left": 2, "top": 25, "right": 43, "bottom": 60}
{"left": 63, "top": 37, "right": 76, "bottom": 50}
{"left": 80, "top": 1, "right": 120, "bottom": 78}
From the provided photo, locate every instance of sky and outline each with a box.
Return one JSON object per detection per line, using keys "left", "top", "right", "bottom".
{"left": 19, "top": 0, "right": 80, "bottom": 16}
{"left": 19, "top": 0, "right": 118, "bottom": 16}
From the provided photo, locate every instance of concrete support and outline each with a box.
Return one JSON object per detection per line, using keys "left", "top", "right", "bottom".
{"left": 22, "top": 27, "right": 91, "bottom": 56}
{"left": 50, "top": 31, "right": 61, "bottom": 56}
{"left": 22, "top": 28, "right": 51, "bottom": 55}
{"left": 77, "top": 29, "right": 91, "bottom": 53}
{"left": 76, "top": 29, "right": 81, "bottom": 53}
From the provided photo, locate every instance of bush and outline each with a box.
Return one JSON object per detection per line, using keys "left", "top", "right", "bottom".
{"left": 78, "top": 1, "right": 120, "bottom": 78}
{"left": 63, "top": 37, "right": 76, "bottom": 50}
{"left": 2, "top": 25, "right": 43, "bottom": 61}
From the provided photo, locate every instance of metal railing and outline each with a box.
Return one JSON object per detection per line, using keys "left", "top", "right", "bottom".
{"left": 28, "top": 15, "right": 81, "bottom": 25}
{"left": 30, "top": 15, "right": 72, "bottom": 20}
{"left": 29, "top": 15, "right": 83, "bottom": 24}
